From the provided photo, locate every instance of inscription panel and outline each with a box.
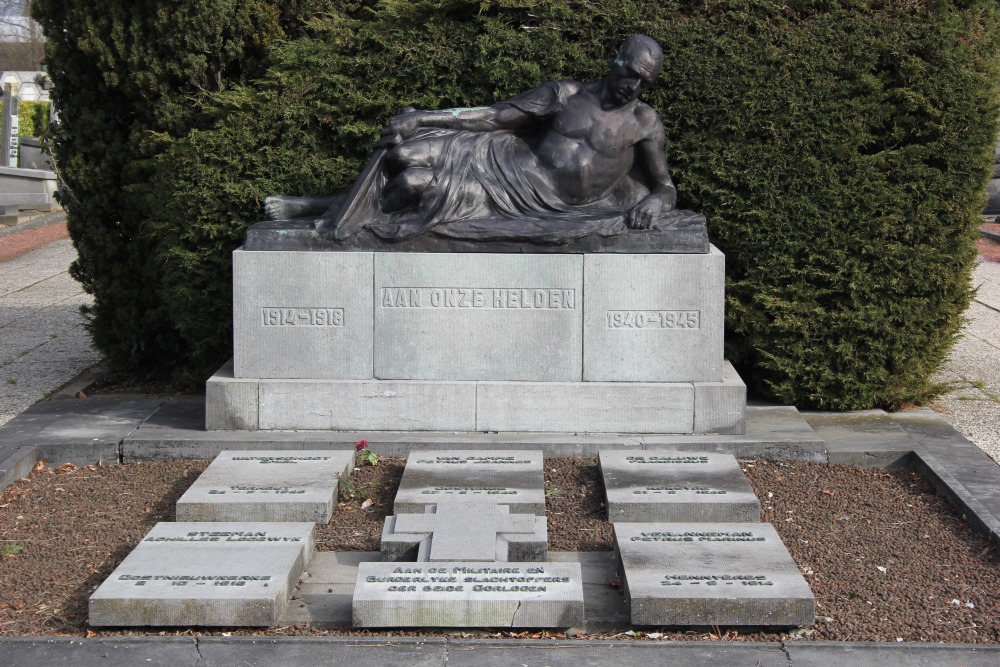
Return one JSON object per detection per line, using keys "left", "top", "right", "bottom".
{"left": 233, "top": 249, "right": 373, "bottom": 379}
{"left": 584, "top": 249, "right": 725, "bottom": 382}
{"left": 614, "top": 522, "right": 814, "bottom": 627}
{"left": 353, "top": 562, "right": 583, "bottom": 627}
{"left": 600, "top": 450, "right": 759, "bottom": 523}
{"left": 375, "top": 253, "right": 583, "bottom": 381}
{"left": 176, "top": 450, "right": 354, "bottom": 524}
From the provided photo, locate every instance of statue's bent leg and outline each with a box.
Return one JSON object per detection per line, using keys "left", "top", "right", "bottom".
{"left": 384, "top": 140, "right": 438, "bottom": 174}
{"left": 382, "top": 168, "right": 434, "bottom": 213}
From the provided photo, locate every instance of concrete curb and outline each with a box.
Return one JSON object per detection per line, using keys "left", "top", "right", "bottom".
{"left": 1, "top": 637, "right": 1000, "bottom": 666}
{"left": 0, "top": 209, "right": 65, "bottom": 239}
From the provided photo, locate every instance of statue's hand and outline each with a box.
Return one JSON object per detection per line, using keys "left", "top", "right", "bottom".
{"left": 627, "top": 194, "right": 669, "bottom": 230}
{"left": 378, "top": 111, "right": 421, "bottom": 148}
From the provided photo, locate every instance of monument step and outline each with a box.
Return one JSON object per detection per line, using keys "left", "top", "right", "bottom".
{"left": 89, "top": 522, "right": 315, "bottom": 627}
{"left": 600, "top": 450, "right": 760, "bottom": 522}
{"left": 206, "top": 360, "right": 746, "bottom": 434}
{"left": 175, "top": 450, "right": 354, "bottom": 523}
{"left": 126, "top": 398, "right": 825, "bottom": 461}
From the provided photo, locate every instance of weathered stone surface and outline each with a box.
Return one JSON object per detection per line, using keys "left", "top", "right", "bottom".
{"left": 204, "top": 361, "right": 258, "bottom": 431}
{"left": 258, "top": 379, "right": 477, "bottom": 431}
{"left": 175, "top": 450, "right": 354, "bottom": 523}
{"left": 600, "top": 450, "right": 759, "bottom": 523}
{"left": 476, "top": 381, "right": 694, "bottom": 433}
{"left": 393, "top": 450, "right": 545, "bottom": 515}
{"left": 353, "top": 561, "right": 583, "bottom": 628}
{"left": 614, "top": 522, "right": 814, "bottom": 626}
{"left": 89, "top": 522, "right": 315, "bottom": 627}
{"left": 381, "top": 502, "right": 546, "bottom": 562}
{"left": 374, "top": 253, "right": 583, "bottom": 381}
{"left": 583, "top": 249, "right": 725, "bottom": 382}
{"left": 232, "top": 249, "right": 374, "bottom": 380}
{"left": 694, "top": 361, "right": 747, "bottom": 435}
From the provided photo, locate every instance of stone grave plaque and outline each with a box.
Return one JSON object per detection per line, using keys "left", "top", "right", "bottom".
{"left": 394, "top": 450, "right": 545, "bottom": 515}
{"left": 89, "top": 522, "right": 315, "bottom": 627}
{"left": 614, "top": 522, "right": 814, "bottom": 626}
{"left": 353, "top": 561, "right": 583, "bottom": 628}
{"left": 175, "top": 450, "right": 354, "bottom": 523}
{"left": 381, "top": 501, "right": 547, "bottom": 562}
{"left": 600, "top": 450, "right": 759, "bottom": 523}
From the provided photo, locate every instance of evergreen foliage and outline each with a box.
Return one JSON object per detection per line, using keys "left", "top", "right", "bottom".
{"left": 35, "top": 0, "right": 1000, "bottom": 408}
{"left": 0, "top": 101, "right": 49, "bottom": 137}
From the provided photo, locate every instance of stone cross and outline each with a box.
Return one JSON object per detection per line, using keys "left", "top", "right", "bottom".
{"left": 382, "top": 501, "right": 542, "bottom": 561}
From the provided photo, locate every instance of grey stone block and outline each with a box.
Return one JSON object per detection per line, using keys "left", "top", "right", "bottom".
{"left": 694, "top": 361, "right": 747, "bottom": 434}
{"left": 374, "top": 253, "right": 583, "bottom": 381}
{"left": 476, "top": 381, "right": 695, "bottom": 433}
{"left": 258, "top": 379, "right": 477, "bottom": 431}
{"left": 394, "top": 450, "right": 545, "bottom": 515}
{"left": 175, "top": 450, "right": 354, "bottom": 523}
{"left": 614, "top": 522, "right": 814, "bottom": 626}
{"left": 232, "top": 249, "right": 374, "bottom": 380}
{"left": 205, "top": 361, "right": 258, "bottom": 430}
{"left": 583, "top": 248, "right": 725, "bottom": 382}
{"left": 381, "top": 502, "right": 546, "bottom": 562}
{"left": 353, "top": 561, "right": 583, "bottom": 627}
{"left": 599, "top": 450, "right": 760, "bottom": 523}
{"left": 89, "top": 522, "right": 315, "bottom": 627}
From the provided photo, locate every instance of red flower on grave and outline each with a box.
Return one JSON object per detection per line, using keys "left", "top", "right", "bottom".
{"left": 355, "top": 439, "right": 369, "bottom": 452}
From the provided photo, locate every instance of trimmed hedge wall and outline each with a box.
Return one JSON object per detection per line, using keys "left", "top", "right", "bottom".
{"left": 37, "top": 1, "right": 1000, "bottom": 408}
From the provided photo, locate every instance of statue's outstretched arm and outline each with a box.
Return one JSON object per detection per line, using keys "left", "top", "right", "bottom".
{"left": 380, "top": 82, "right": 567, "bottom": 146}
{"left": 627, "top": 112, "right": 678, "bottom": 230}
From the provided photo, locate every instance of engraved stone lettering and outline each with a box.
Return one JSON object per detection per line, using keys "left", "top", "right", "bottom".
{"left": 606, "top": 310, "right": 700, "bottom": 329}
{"left": 261, "top": 307, "right": 343, "bottom": 327}
{"left": 381, "top": 287, "right": 576, "bottom": 309}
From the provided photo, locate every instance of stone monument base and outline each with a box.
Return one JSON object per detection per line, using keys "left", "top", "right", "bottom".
{"left": 205, "top": 359, "right": 745, "bottom": 434}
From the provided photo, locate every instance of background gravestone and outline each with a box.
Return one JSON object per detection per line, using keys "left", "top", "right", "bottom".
{"left": 600, "top": 450, "right": 760, "bottom": 522}
{"left": 614, "top": 522, "right": 814, "bottom": 627}
{"left": 393, "top": 450, "right": 545, "bottom": 515}
{"left": 89, "top": 522, "right": 315, "bottom": 627}
{"left": 175, "top": 450, "right": 354, "bottom": 523}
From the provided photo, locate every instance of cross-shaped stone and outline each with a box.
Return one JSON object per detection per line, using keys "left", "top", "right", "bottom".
{"left": 382, "top": 501, "right": 544, "bottom": 561}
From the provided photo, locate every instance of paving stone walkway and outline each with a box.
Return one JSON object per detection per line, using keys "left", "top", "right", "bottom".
{"left": 934, "top": 259, "right": 1000, "bottom": 463}
{"left": 0, "top": 230, "right": 99, "bottom": 427}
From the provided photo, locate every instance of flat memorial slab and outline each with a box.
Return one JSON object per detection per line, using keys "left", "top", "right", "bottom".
{"left": 614, "top": 522, "right": 814, "bottom": 627}
{"left": 89, "top": 522, "right": 315, "bottom": 627}
{"left": 175, "top": 450, "right": 354, "bottom": 523}
{"left": 381, "top": 501, "right": 547, "bottom": 562}
{"left": 393, "top": 450, "right": 545, "bottom": 515}
{"left": 353, "top": 561, "right": 583, "bottom": 628}
{"left": 600, "top": 450, "right": 759, "bottom": 522}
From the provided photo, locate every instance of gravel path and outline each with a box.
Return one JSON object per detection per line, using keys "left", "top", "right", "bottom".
{"left": 0, "top": 223, "right": 99, "bottom": 427}
{"left": 1, "top": 457, "right": 997, "bottom": 642}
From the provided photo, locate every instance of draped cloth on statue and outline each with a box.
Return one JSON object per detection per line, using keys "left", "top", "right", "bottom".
{"left": 328, "top": 125, "right": 702, "bottom": 244}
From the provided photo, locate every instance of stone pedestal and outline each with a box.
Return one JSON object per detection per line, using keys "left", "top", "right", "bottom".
{"left": 208, "top": 246, "right": 746, "bottom": 434}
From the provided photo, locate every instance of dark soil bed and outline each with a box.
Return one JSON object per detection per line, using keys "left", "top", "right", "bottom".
{"left": 0, "top": 456, "right": 997, "bottom": 642}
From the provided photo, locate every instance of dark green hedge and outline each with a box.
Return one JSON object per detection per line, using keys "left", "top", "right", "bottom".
{"left": 37, "top": 0, "right": 1000, "bottom": 408}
